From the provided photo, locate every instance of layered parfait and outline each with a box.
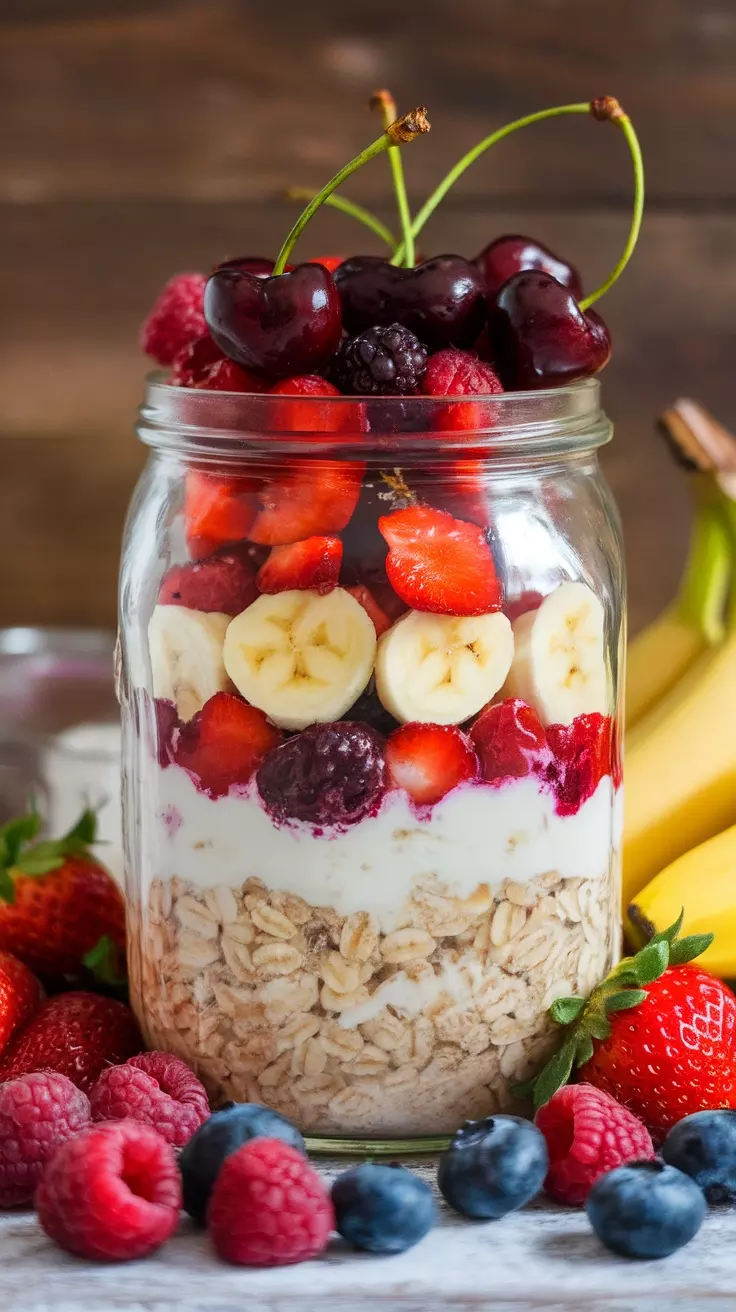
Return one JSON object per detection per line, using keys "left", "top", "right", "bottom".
{"left": 124, "top": 92, "right": 639, "bottom": 1137}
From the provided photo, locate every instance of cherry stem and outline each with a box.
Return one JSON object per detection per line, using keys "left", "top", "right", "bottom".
{"left": 370, "top": 89, "right": 416, "bottom": 268}
{"left": 579, "top": 104, "right": 644, "bottom": 309}
{"left": 285, "top": 187, "right": 398, "bottom": 253}
{"left": 273, "top": 108, "right": 430, "bottom": 275}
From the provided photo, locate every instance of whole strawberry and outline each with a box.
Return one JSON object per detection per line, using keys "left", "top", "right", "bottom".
{"left": 0, "top": 950, "right": 43, "bottom": 1055}
{"left": 0, "top": 810, "right": 126, "bottom": 983}
{"left": 0, "top": 991, "right": 142, "bottom": 1092}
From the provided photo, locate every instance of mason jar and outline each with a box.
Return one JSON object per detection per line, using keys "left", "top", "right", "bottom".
{"left": 119, "top": 378, "right": 624, "bottom": 1150}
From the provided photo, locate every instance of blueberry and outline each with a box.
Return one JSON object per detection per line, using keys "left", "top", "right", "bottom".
{"left": 179, "top": 1103, "right": 305, "bottom": 1224}
{"left": 586, "top": 1161, "right": 706, "bottom": 1259}
{"left": 331, "top": 1163, "right": 436, "bottom": 1254}
{"left": 662, "top": 1110, "right": 736, "bottom": 1203}
{"left": 437, "top": 1116, "right": 548, "bottom": 1219}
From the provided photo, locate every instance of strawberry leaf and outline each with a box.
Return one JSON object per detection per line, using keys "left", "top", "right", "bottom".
{"left": 649, "top": 909, "right": 684, "bottom": 947}
{"left": 61, "top": 808, "right": 97, "bottom": 853}
{"left": 82, "top": 935, "right": 127, "bottom": 987}
{"left": 632, "top": 939, "right": 669, "bottom": 985}
{"left": 669, "top": 933, "right": 715, "bottom": 965}
{"left": 574, "top": 1033, "right": 594, "bottom": 1067}
{"left": 14, "top": 842, "right": 66, "bottom": 877}
{"left": 532, "top": 1037, "right": 577, "bottom": 1110}
{"left": 605, "top": 988, "right": 648, "bottom": 1013}
{"left": 586, "top": 1012, "right": 612, "bottom": 1042}
{"left": 549, "top": 996, "right": 586, "bottom": 1026}
{"left": 0, "top": 811, "right": 41, "bottom": 870}
{"left": 0, "top": 867, "right": 15, "bottom": 905}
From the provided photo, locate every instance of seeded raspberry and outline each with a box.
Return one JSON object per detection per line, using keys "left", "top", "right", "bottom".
{"left": 194, "top": 358, "right": 269, "bottom": 392}
{"left": 331, "top": 324, "right": 428, "bottom": 396}
{"left": 89, "top": 1051, "right": 210, "bottom": 1147}
{"left": 140, "top": 273, "right": 208, "bottom": 366}
{"left": 169, "top": 333, "right": 224, "bottom": 386}
{"left": 257, "top": 722, "right": 386, "bottom": 826}
{"left": 0, "top": 1072, "right": 90, "bottom": 1207}
{"left": 423, "top": 348, "right": 504, "bottom": 398}
{"left": 535, "top": 1083, "right": 655, "bottom": 1205}
{"left": 209, "top": 1138, "right": 333, "bottom": 1266}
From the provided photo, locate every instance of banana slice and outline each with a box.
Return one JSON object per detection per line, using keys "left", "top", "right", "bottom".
{"left": 224, "top": 588, "right": 377, "bottom": 730}
{"left": 375, "top": 609, "right": 514, "bottom": 726}
{"left": 148, "top": 604, "right": 232, "bottom": 722}
{"left": 503, "top": 581, "right": 608, "bottom": 725}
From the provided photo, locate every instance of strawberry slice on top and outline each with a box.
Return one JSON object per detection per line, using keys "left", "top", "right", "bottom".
{"left": 386, "top": 723, "right": 479, "bottom": 806}
{"left": 249, "top": 459, "right": 364, "bottom": 546}
{"left": 379, "top": 504, "right": 502, "bottom": 616}
{"left": 158, "top": 547, "right": 258, "bottom": 615}
{"left": 470, "top": 697, "right": 551, "bottom": 785}
{"left": 256, "top": 536, "right": 343, "bottom": 595}
{"left": 185, "top": 471, "right": 261, "bottom": 550}
{"left": 175, "top": 691, "right": 282, "bottom": 798}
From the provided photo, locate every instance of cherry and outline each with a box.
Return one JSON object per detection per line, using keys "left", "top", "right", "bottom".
{"left": 488, "top": 270, "right": 611, "bottom": 389}
{"left": 334, "top": 255, "right": 486, "bottom": 349}
{"left": 216, "top": 257, "right": 292, "bottom": 278}
{"left": 474, "top": 235, "right": 583, "bottom": 300}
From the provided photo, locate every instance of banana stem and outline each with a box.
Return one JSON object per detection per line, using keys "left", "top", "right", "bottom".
{"left": 677, "top": 480, "right": 731, "bottom": 645}
{"left": 718, "top": 490, "right": 736, "bottom": 630}
{"left": 371, "top": 90, "right": 416, "bottom": 268}
{"left": 285, "top": 188, "right": 398, "bottom": 253}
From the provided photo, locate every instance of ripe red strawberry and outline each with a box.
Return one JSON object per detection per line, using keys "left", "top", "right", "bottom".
{"left": 547, "top": 713, "right": 615, "bottom": 815}
{"left": 158, "top": 547, "right": 258, "bottom": 615}
{"left": 249, "top": 459, "right": 364, "bottom": 546}
{"left": 505, "top": 590, "right": 545, "bottom": 623}
{"left": 0, "top": 991, "right": 142, "bottom": 1092}
{"left": 0, "top": 951, "right": 42, "bottom": 1055}
{"left": 580, "top": 964, "right": 736, "bottom": 1141}
{"left": 470, "top": 697, "right": 551, "bottom": 785}
{"left": 194, "top": 358, "right": 269, "bottom": 392}
{"left": 175, "top": 692, "right": 282, "bottom": 798}
{"left": 0, "top": 811, "right": 125, "bottom": 983}
{"left": 379, "top": 505, "right": 502, "bottom": 616}
{"left": 184, "top": 471, "right": 261, "bottom": 550}
{"left": 386, "top": 723, "right": 479, "bottom": 806}
{"left": 256, "top": 537, "right": 342, "bottom": 595}
{"left": 140, "top": 273, "right": 208, "bottom": 366}
{"left": 169, "top": 334, "right": 224, "bottom": 386}
{"left": 345, "top": 583, "right": 393, "bottom": 636}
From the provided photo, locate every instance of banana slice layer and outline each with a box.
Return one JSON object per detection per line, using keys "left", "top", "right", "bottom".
{"left": 504, "top": 581, "right": 608, "bottom": 725}
{"left": 148, "top": 604, "right": 232, "bottom": 722}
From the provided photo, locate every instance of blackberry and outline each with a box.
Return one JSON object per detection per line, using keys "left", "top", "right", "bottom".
{"left": 256, "top": 722, "right": 386, "bottom": 826}
{"left": 332, "top": 323, "right": 428, "bottom": 396}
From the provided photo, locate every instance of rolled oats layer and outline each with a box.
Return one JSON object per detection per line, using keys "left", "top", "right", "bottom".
{"left": 130, "top": 863, "right": 620, "bottom": 1137}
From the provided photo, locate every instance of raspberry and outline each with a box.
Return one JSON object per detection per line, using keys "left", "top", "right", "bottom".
{"left": 535, "top": 1083, "right": 656, "bottom": 1206}
{"left": 194, "top": 358, "right": 269, "bottom": 392}
{"left": 0, "top": 1072, "right": 90, "bottom": 1207}
{"left": 140, "top": 273, "right": 208, "bottom": 366}
{"left": 169, "top": 333, "right": 224, "bottom": 385}
{"left": 423, "top": 348, "right": 504, "bottom": 397}
{"left": 36, "top": 1120, "right": 181, "bottom": 1261}
{"left": 209, "top": 1138, "right": 333, "bottom": 1266}
{"left": 331, "top": 324, "right": 428, "bottom": 396}
{"left": 89, "top": 1051, "right": 210, "bottom": 1147}
{"left": 256, "top": 722, "right": 386, "bottom": 826}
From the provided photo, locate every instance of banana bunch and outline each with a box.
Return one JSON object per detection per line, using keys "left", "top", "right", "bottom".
{"left": 624, "top": 400, "right": 736, "bottom": 972}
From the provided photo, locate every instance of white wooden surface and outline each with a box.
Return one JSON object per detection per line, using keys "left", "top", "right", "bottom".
{"left": 1, "top": 1158, "right": 734, "bottom": 1312}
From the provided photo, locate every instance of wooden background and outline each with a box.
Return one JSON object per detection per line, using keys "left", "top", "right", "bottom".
{"left": 2, "top": 0, "right": 735, "bottom": 634}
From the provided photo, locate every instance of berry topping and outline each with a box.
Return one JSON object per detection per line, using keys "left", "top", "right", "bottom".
{"left": 248, "top": 459, "right": 364, "bottom": 546}
{"left": 422, "top": 348, "right": 503, "bottom": 399}
{"left": 379, "top": 504, "right": 502, "bottom": 616}
{"left": 158, "top": 547, "right": 258, "bottom": 615}
{"left": 268, "top": 374, "right": 347, "bottom": 433}
{"left": 209, "top": 1137, "right": 334, "bottom": 1267}
{"left": 332, "top": 1163, "right": 436, "bottom": 1254}
{"left": 474, "top": 234, "right": 583, "bottom": 299}
{"left": 438, "top": 1116, "right": 549, "bottom": 1219}
{"left": 257, "top": 722, "right": 386, "bottom": 826}
{"left": 0, "top": 950, "right": 43, "bottom": 1055}
{"left": 470, "top": 697, "right": 550, "bottom": 784}
{"left": 169, "top": 333, "right": 224, "bottom": 386}
{"left": 331, "top": 323, "right": 428, "bottom": 396}
{"left": 0, "top": 1072, "right": 90, "bottom": 1208}
{"left": 256, "top": 536, "right": 343, "bottom": 596}
{"left": 194, "top": 358, "right": 269, "bottom": 392}
{"left": 547, "top": 712, "right": 614, "bottom": 815}
{"left": 345, "top": 583, "right": 393, "bottom": 636}
{"left": 184, "top": 471, "right": 259, "bottom": 551}
{"left": 152, "top": 696, "right": 180, "bottom": 767}
{"left": 36, "top": 1120, "right": 181, "bottom": 1261}
{"left": 309, "top": 253, "right": 346, "bottom": 273}
{"left": 0, "top": 991, "right": 142, "bottom": 1092}
{"left": 333, "top": 255, "right": 486, "bottom": 350}
{"left": 586, "top": 1161, "right": 706, "bottom": 1260}
{"left": 89, "top": 1051, "right": 210, "bottom": 1148}
{"left": 175, "top": 692, "right": 283, "bottom": 799}
{"left": 489, "top": 270, "right": 612, "bottom": 389}
{"left": 386, "top": 722, "right": 478, "bottom": 806}
{"left": 662, "top": 1110, "right": 736, "bottom": 1203}
{"left": 535, "top": 1084, "right": 655, "bottom": 1205}
{"left": 180, "top": 1102, "right": 305, "bottom": 1225}
{"left": 141, "top": 273, "right": 208, "bottom": 367}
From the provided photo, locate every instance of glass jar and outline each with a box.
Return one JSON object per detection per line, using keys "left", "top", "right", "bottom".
{"left": 119, "top": 379, "right": 624, "bottom": 1149}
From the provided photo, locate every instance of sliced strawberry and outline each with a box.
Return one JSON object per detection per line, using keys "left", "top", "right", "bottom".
{"left": 386, "top": 723, "right": 479, "bottom": 806}
{"left": 194, "top": 358, "right": 269, "bottom": 392}
{"left": 268, "top": 376, "right": 364, "bottom": 441}
{"left": 379, "top": 505, "right": 502, "bottom": 616}
{"left": 184, "top": 471, "right": 261, "bottom": 550}
{"left": 256, "top": 536, "right": 342, "bottom": 595}
{"left": 345, "top": 583, "right": 393, "bottom": 637}
{"left": 249, "top": 460, "right": 364, "bottom": 546}
{"left": 158, "top": 548, "right": 258, "bottom": 615}
{"left": 547, "top": 713, "right": 614, "bottom": 816}
{"left": 505, "top": 590, "right": 545, "bottom": 624}
{"left": 175, "top": 692, "right": 282, "bottom": 799}
{"left": 470, "top": 697, "right": 551, "bottom": 785}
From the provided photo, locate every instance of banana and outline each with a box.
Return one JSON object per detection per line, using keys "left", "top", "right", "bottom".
{"left": 627, "top": 823, "right": 736, "bottom": 979}
{"left": 502, "top": 581, "right": 607, "bottom": 726}
{"left": 224, "top": 587, "right": 376, "bottom": 730}
{"left": 148, "top": 604, "right": 232, "bottom": 721}
{"left": 375, "top": 609, "right": 513, "bottom": 725}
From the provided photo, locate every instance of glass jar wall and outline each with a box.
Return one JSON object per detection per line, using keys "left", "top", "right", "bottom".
{"left": 120, "top": 380, "right": 624, "bottom": 1147}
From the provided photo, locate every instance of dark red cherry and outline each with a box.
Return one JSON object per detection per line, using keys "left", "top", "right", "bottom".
{"left": 333, "top": 255, "right": 486, "bottom": 350}
{"left": 204, "top": 263, "right": 343, "bottom": 378}
{"left": 216, "top": 257, "right": 293, "bottom": 278}
{"left": 474, "top": 235, "right": 583, "bottom": 300}
{"left": 488, "top": 270, "right": 611, "bottom": 389}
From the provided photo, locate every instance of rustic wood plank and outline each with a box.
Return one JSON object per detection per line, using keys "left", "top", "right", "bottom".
{"left": 1, "top": 0, "right": 735, "bottom": 204}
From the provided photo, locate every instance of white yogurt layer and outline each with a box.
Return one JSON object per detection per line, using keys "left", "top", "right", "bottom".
{"left": 140, "top": 764, "right": 622, "bottom": 933}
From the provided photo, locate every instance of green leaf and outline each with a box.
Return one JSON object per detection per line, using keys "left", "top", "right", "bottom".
{"left": 586, "top": 1013, "right": 612, "bottom": 1042}
{"left": 510, "top": 1076, "right": 535, "bottom": 1100}
{"left": 649, "top": 909, "right": 685, "bottom": 947}
{"left": 0, "top": 868, "right": 16, "bottom": 904}
{"left": 0, "top": 811, "right": 40, "bottom": 868}
{"left": 605, "top": 988, "right": 648, "bottom": 1013}
{"left": 669, "top": 933, "right": 715, "bottom": 965}
{"left": 549, "top": 995, "right": 586, "bottom": 1026}
{"left": 574, "top": 1033, "right": 594, "bottom": 1067}
{"left": 607, "top": 968, "right": 641, "bottom": 988}
{"left": 82, "top": 935, "right": 127, "bottom": 987}
{"left": 532, "top": 1038, "right": 576, "bottom": 1110}
{"left": 15, "top": 844, "right": 65, "bottom": 877}
{"left": 62, "top": 808, "right": 97, "bottom": 852}
{"left": 632, "top": 939, "right": 669, "bottom": 985}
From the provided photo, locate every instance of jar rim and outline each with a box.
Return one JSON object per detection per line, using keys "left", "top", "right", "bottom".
{"left": 138, "top": 374, "right": 611, "bottom": 461}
